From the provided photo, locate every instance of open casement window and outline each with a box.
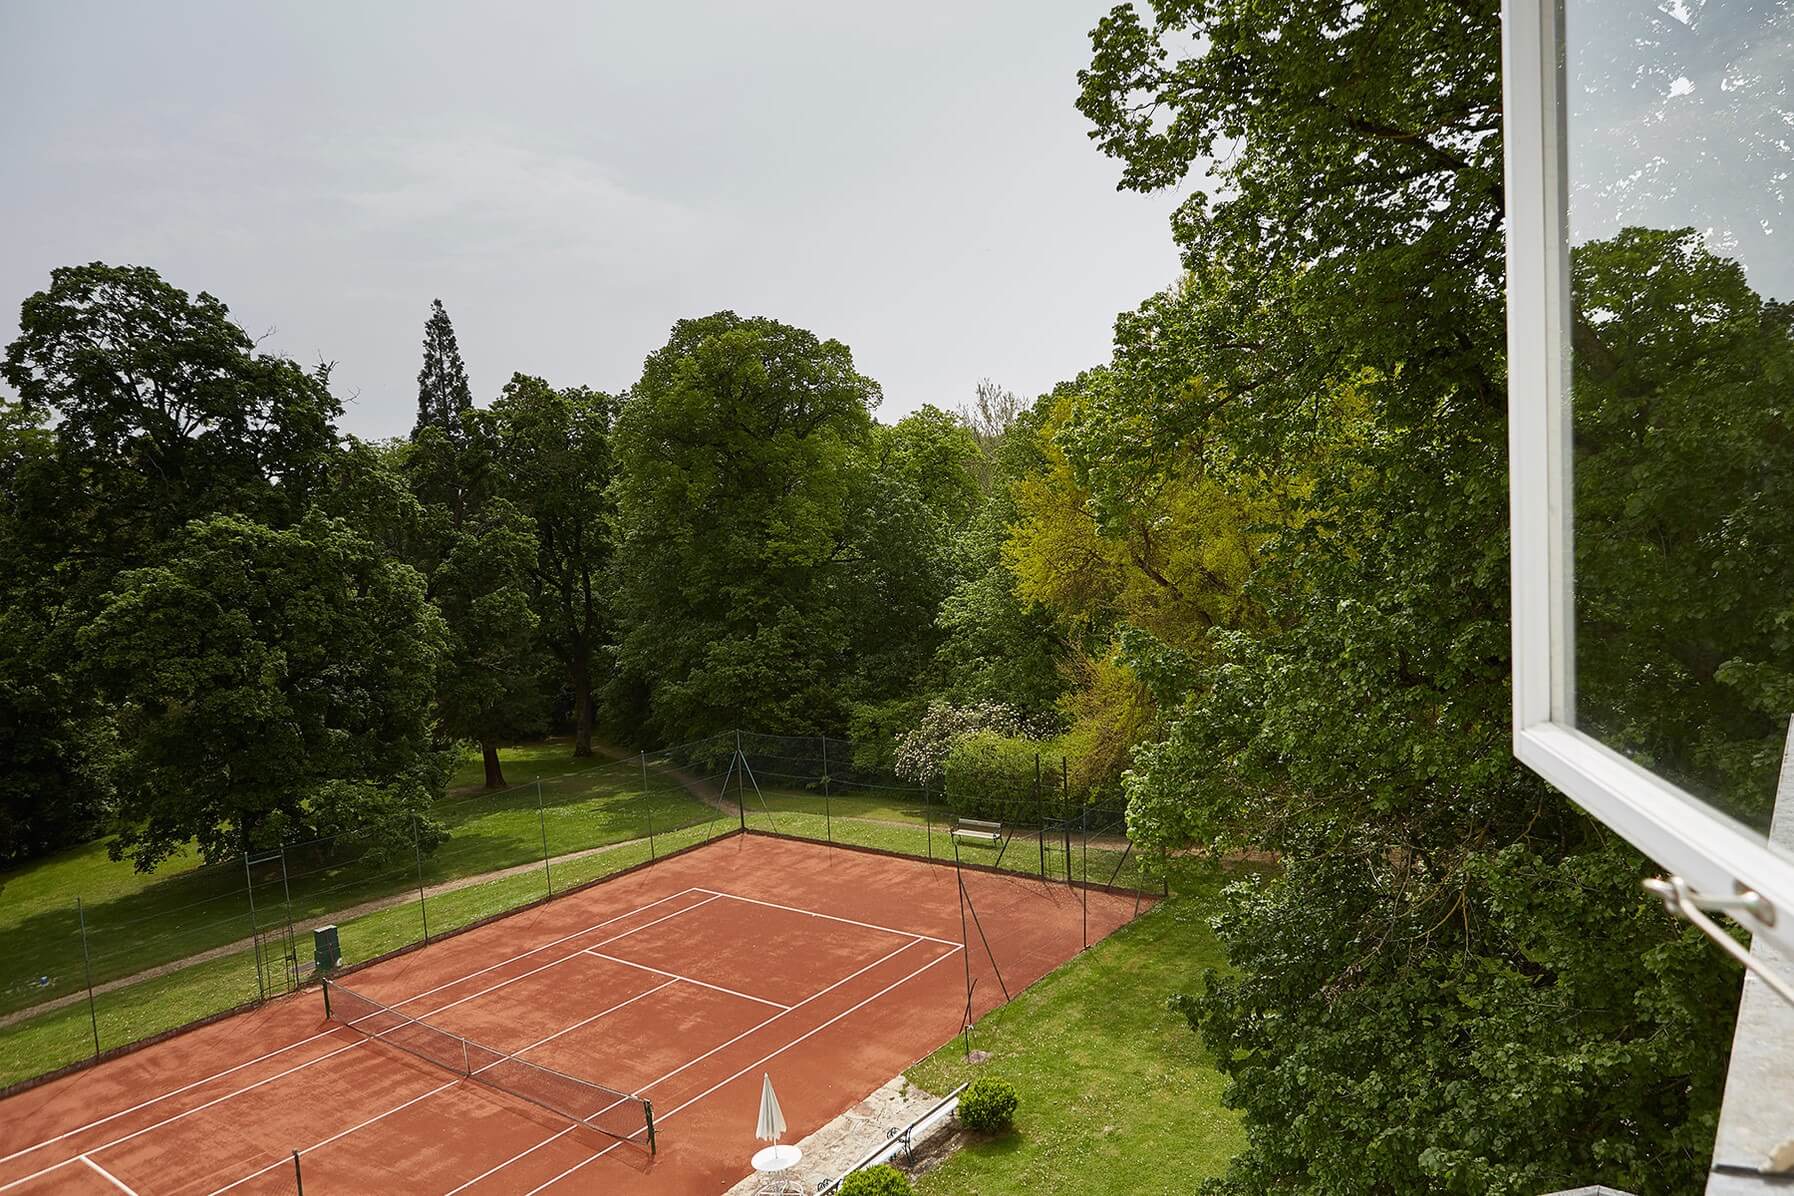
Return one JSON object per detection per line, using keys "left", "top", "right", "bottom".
{"left": 1503, "top": 0, "right": 1794, "bottom": 975}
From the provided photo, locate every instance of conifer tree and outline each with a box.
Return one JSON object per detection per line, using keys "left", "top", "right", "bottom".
{"left": 412, "top": 298, "right": 473, "bottom": 441}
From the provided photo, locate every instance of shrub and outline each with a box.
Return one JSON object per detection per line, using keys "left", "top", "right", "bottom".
{"left": 837, "top": 1163, "right": 913, "bottom": 1196}
{"left": 893, "top": 700, "right": 1034, "bottom": 789}
{"left": 942, "top": 731, "right": 1069, "bottom": 822}
{"left": 957, "top": 1074, "right": 1019, "bottom": 1134}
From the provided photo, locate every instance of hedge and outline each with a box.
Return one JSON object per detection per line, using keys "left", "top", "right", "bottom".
{"left": 942, "top": 731, "right": 1072, "bottom": 822}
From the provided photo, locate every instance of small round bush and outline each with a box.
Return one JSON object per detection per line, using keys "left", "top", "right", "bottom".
{"left": 957, "top": 1074, "right": 1019, "bottom": 1134}
{"left": 837, "top": 1163, "right": 913, "bottom": 1196}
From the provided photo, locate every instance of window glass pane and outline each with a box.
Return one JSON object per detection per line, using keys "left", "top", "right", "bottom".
{"left": 1564, "top": 0, "right": 1794, "bottom": 836}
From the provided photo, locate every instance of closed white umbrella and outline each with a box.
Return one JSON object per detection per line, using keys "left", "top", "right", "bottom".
{"left": 753, "top": 1073, "right": 800, "bottom": 1174}
{"left": 756, "top": 1073, "right": 788, "bottom": 1144}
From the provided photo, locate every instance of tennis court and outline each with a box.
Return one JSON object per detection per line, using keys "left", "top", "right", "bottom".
{"left": 0, "top": 832, "right": 1150, "bottom": 1195}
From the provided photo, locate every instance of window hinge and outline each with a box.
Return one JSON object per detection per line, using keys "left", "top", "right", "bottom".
{"left": 1643, "top": 876, "right": 1794, "bottom": 1009}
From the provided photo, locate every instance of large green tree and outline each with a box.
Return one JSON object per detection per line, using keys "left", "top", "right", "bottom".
{"left": 1079, "top": 3, "right": 1735, "bottom": 1192}
{"left": 2, "top": 263, "right": 341, "bottom": 566}
{"left": 404, "top": 385, "right": 551, "bottom": 787}
{"left": 0, "top": 264, "right": 345, "bottom": 864}
{"left": 610, "top": 312, "right": 881, "bottom": 741}
{"left": 487, "top": 375, "right": 617, "bottom": 757}
{"left": 79, "top": 511, "right": 449, "bottom": 869}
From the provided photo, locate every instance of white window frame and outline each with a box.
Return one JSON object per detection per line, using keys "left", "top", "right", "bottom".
{"left": 1502, "top": 0, "right": 1794, "bottom": 959}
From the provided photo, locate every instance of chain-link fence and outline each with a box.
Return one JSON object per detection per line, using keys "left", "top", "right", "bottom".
{"left": 0, "top": 728, "right": 1160, "bottom": 1094}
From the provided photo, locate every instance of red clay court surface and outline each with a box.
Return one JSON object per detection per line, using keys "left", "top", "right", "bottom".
{"left": 0, "top": 833, "right": 1149, "bottom": 1195}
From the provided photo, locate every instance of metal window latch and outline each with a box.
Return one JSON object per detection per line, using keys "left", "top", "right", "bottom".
{"left": 1643, "top": 876, "right": 1794, "bottom": 1009}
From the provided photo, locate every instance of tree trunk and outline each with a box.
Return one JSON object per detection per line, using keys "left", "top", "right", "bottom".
{"left": 482, "top": 739, "right": 506, "bottom": 789}
{"left": 572, "top": 675, "right": 595, "bottom": 757}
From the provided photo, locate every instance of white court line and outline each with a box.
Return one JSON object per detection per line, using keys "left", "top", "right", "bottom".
{"left": 79, "top": 1155, "right": 137, "bottom": 1194}
{"left": 491, "top": 938, "right": 937, "bottom": 1193}
{"left": 515, "top": 937, "right": 960, "bottom": 1196}
{"left": 441, "top": 1126, "right": 577, "bottom": 1196}
{"left": 207, "top": 1080, "right": 459, "bottom": 1196}
{"left": 655, "top": 945, "right": 962, "bottom": 1121}
{"left": 0, "top": 889, "right": 716, "bottom": 1190}
{"left": 394, "top": 888, "right": 707, "bottom": 1009}
{"left": 499, "top": 979, "right": 677, "bottom": 1059}
{"left": 0, "top": 887, "right": 705, "bottom": 1172}
{"left": 0, "top": 1040, "right": 372, "bottom": 1195}
{"left": 583, "top": 952, "right": 790, "bottom": 1011}
{"left": 415, "top": 896, "right": 722, "bottom": 1021}
{"left": 691, "top": 887, "right": 958, "bottom": 947}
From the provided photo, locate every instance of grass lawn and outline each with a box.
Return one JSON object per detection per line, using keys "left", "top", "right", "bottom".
{"left": 904, "top": 859, "right": 1246, "bottom": 1195}
{"left": 446, "top": 738, "right": 628, "bottom": 793}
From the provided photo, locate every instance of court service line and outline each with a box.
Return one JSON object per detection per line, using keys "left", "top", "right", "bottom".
{"left": 451, "top": 935, "right": 935, "bottom": 1174}
{"left": 79, "top": 1155, "right": 137, "bottom": 1195}
{"left": 489, "top": 937, "right": 936, "bottom": 1190}
{"left": 0, "top": 887, "right": 707, "bottom": 1171}
{"left": 415, "top": 895, "right": 722, "bottom": 1021}
{"left": 0, "top": 889, "right": 712, "bottom": 1187}
{"left": 515, "top": 938, "right": 960, "bottom": 1196}
{"left": 582, "top": 952, "right": 790, "bottom": 1010}
{"left": 393, "top": 887, "right": 706, "bottom": 1009}
{"left": 692, "top": 887, "right": 959, "bottom": 947}
{"left": 500, "top": 978, "right": 677, "bottom": 1059}
{"left": 654, "top": 945, "right": 963, "bottom": 1122}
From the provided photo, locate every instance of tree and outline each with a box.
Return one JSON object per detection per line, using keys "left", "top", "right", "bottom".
{"left": 2, "top": 263, "right": 342, "bottom": 569}
{"left": 413, "top": 298, "right": 474, "bottom": 443}
{"left": 932, "top": 396, "right": 1068, "bottom": 719}
{"left": 427, "top": 495, "right": 547, "bottom": 788}
{"left": 0, "top": 263, "right": 346, "bottom": 866}
{"left": 1079, "top": 3, "right": 1734, "bottom": 1192}
{"left": 610, "top": 312, "right": 880, "bottom": 741}
{"left": 487, "top": 375, "right": 617, "bottom": 757}
{"left": 960, "top": 378, "right": 1023, "bottom": 495}
{"left": 79, "top": 511, "right": 450, "bottom": 869}
{"left": 0, "top": 408, "right": 112, "bottom": 863}
{"left": 401, "top": 404, "right": 551, "bottom": 786}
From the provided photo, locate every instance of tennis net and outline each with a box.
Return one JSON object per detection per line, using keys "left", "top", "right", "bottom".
{"left": 322, "top": 977, "right": 656, "bottom": 1152}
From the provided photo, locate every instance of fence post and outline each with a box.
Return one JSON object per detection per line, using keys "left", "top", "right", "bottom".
{"left": 1035, "top": 753, "right": 1045, "bottom": 879}
{"left": 952, "top": 836, "right": 973, "bottom": 1019}
{"left": 735, "top": 730, "right": 748, "bottom": 833}
{"left": 243, "top": 852, "right": 267, "bottom": 1002}
{"left": 1062, "top": 757, "right": 1071, "bottom": 877}
{"left": 277, "top": 847, "right": 298, "bottom": 991}
{"left": 641, "top": 752, "right": 656, "bottom": 861}
{"left": 924, "top": 784, "right": 933, "bottom": 860}
{"left": 1081, "top": 806, "right": 1089, "bottom": 949}
{"left": 76, "top": 897, "right": 100, "bottom": 1058}
{"left": 821, "top": 736, "right": 833, "bottom": 845}
{"left": 536, "top": 778, "right": 552, "bottom": 895}
{"left": 413, "top": 816, "right": 430, "bottom": 944}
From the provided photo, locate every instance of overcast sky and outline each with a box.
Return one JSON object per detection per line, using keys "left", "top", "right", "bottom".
{"left": 0, "top": 1, "right": 1187, "bottom": 439}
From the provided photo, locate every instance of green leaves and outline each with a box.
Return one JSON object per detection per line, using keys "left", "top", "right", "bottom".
{"left": 1075, "top": 4, "right": 1735, "bottom": 1193}
{"left": 610, "top": 312, "right": 886, "bottom": 740}
{"left": 79, "top": 512, "right": 449, "bottom": 869}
